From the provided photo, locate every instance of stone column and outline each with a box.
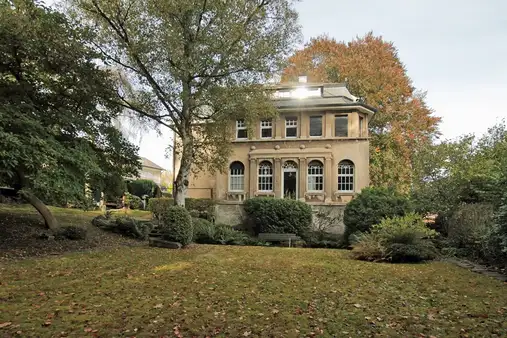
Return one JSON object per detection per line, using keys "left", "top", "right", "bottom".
{"left": 299, "top": 157, "right": 307, "bottom": 201}
{"left": 324, "top": 156, "right": 333, "bottom": 203}
{"left": 274, "top": 158, "right": 282, "bottom": 198}
{"left": 249, "top": 158, "right": 257, "bottom": 198}
{"left": 275, "top": 116, "right": 283, "bottom": 139}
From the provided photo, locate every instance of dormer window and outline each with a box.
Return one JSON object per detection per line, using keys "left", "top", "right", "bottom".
{"left": 285, "top": 117, "right": 298, "bottom": 138}
{"left": 236, "top": 119, "right": 247, "bottom": 139}
{"left": 260, "top": 120, "right": 272, "bottom": 138}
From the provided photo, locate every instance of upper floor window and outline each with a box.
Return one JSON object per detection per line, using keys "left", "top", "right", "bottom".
{"left": 229, "top": 161, "right": 245, "bottom": 191}
{"left": 359, "top": 116, "right": 364, "bottom": 137}
{"left": 307, "top": 160, "right": 324, "bottom": 192}
{"left": 236, "top": 119, "right": 247, "bottom": 139}
{"left": 260, "top": 120, "right": 273, "bottom": 138}
{"left": 285, "top": 117, "right": 298, "bottom": 138}
{"left": 335, "top": 115, "right": 348, "bottom": 137}
{"left": 309, "top": 116, "right": 322, "bottom": 137}
{"left": 258, "top": 161, "right": 273, "bottom": 191}
{"left": 338, "top": 160, "right": 354, "bottom": 192}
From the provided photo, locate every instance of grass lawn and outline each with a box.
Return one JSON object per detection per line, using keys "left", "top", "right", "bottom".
{"left": 1, "top": 245, "right": 506, "bottom": 337}
{"left": 0, "top": 204, "right": 152, "bottom": 260}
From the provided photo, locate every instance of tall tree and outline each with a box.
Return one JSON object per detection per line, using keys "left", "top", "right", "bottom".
{"left": 282, "top": 34, "right": 440, "bottom": 192}
{"left": 70, "top": 0, "right": 301, "bottom": 205}
{"left": 0, "top": 0, "right": 140, "bottom": 229}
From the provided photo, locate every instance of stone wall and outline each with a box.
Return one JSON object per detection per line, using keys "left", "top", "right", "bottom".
{"left": 215, "top": 202, "right": 346, "bottom": 234}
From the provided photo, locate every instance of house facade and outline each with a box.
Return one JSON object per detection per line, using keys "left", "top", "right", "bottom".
{"left": 174, "top": 80, "right": 376, "bottom": 205}
{"left": 138, "top": 157, "right": 165, "bottom": 185}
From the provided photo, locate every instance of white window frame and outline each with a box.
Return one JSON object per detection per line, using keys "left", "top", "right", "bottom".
{"left": 260, "top": 120, "right": 273, "bottom": 139}
{"left": 236, "top": 120, "right": 247, "bottom": 139}
{"left": 258, "top": 161, "right": 273, "bottom": 192}
{"left": 307, "top": 160, "right": 324, "bottom": 192}
{"left": 338, "top": 161, "right": 354, "bottom": 192}
{"left": 229, "top": 162, "right": 245, "bottom": 192}
{"left": 285, "top": 117, "right": 298, "bottom": 138}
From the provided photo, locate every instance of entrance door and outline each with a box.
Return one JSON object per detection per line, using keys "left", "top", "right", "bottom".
{"left": 282, "top": 161, "right": 298, "bottom": 199}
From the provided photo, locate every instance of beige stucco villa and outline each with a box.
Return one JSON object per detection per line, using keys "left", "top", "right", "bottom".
{"left": 174, "top": 78, "right": 376, "bottom": 207}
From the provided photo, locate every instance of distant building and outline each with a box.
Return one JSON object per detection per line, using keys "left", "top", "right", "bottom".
{"left": 138, "top": 157, "right": 165, "bottom": 185}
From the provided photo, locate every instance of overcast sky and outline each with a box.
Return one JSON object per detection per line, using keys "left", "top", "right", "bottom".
{"left": 49, "top": 0, "right": 507, "bottom": 171}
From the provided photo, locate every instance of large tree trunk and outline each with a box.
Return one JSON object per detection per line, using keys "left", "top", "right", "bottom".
{"left": 19, "top": 189, "right": 59, "bottom": 231}
{"left": 174, "top": 135, "right": 193, "bottom": 207}
{"left": 16, "top": 169, "right": 59, "bottom": 231}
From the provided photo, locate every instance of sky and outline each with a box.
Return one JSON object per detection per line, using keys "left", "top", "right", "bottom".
{"left": 48, "top": 0, "right": 507, "bottom": 171}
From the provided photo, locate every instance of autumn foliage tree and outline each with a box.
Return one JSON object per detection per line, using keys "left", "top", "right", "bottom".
{"left": 282, "top": 33, "right": 440, "bottom": 192}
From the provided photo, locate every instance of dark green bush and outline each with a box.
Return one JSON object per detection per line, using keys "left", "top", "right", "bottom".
{"left": 127, "top": 179, "right": 162, "bottom": 198}
{"left": 244, "top": 197, "right": 312, "bottom": 236}
{"left": 304, "top": 231, "right": 344, "bottom": 248}
{"left": 148, "top": 198, "right": 174, "bottom": 222}
{"left": 344, "top": 187, "right": 412, "bottom": 244}
{"left": 159, "top": 206, "right": 193, "bottom": 246}
{"left": 352, "top": 213, "right": 438, "bottom": 263}
{"left": 55, "top": 226, "right": 87, "bottom": 240}
{"left": 192, "top": 217, "right": 216, "bottom": 243}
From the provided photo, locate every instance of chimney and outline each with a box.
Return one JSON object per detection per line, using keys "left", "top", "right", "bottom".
{"left": 298, "top": 75, "right": 307, "bottom": 83}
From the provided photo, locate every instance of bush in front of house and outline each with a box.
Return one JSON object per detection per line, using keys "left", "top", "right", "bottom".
{"left": 244, "top": 197, "right": 312, "bottom": 236}
{"left": 159, "top": 206, "right": 193, "bottom": 246}
{"left": 148, "top": 198, "right": 174, "bottom": 222}
{"left": 55, "top": 226, "right": 87, "bottom": 240}
{"left": 127, "top": 179, "right": 162, "bottom": 199}
{"left": 351, "top": 213, "right": 438, "bottom": 263}
{"left": 343, "top": 187, "right": 412, "bottom": 244}
{"left": 192, "top": 218, "right": 256, "bottom": 245}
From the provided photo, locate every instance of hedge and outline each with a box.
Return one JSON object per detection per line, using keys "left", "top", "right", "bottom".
{"left": 244, "top": 197, "right": 312, "bottom": 236}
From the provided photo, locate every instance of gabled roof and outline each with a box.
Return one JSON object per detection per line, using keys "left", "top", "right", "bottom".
{"left": 141, "top": 157, "right": 165, "bottom": 171}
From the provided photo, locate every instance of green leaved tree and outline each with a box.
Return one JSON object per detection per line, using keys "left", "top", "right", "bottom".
{"left": 69, "top": 0, "right": 301, "bottom": 206}
{"left": 0, "top": 0, "right": 140, "bottom": 229}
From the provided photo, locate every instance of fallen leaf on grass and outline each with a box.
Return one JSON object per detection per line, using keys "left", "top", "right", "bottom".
{"left": 353, "top": 303, "right": 362, "bottom": 308}
{"left": 153, "top": 303, "right": 163, "bottom": 309}
{"left": 0, "top": 322, "right": 12, "bottom": 328}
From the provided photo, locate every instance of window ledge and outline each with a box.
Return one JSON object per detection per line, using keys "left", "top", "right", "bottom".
{"left": 254, "top": 191, "right": 275, "bottom": 197}
{"left": 232, "top": 137, "right": 369, "bottom": 143}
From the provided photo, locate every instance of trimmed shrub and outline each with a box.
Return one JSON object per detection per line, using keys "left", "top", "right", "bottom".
{"left": 192, "top": 217, "right": 216, "bottom": 243}
{"left": 352, "top": 213, "right": 438, "bottom": 263}
{"left": 344, "top": 187, "right": 412, "bottom": 244}
{"left": 185, "top": 198, "right": 216, "bottom": 221}
{"left": 148, "top": 198, "right": 174, "bottom": 222}
{"left": 244, "top": 197, "right": 312, "bottom": 236}
{"left": 55, "top": 226, "right": 87, "bottom": 240}
{"left": 127, "top": 179, "right": 162, "bottom": 198}
{"left": 159, "top": 206, "right": 193, "bottom": 246}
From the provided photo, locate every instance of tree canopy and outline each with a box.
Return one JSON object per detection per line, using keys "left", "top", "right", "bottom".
{"left": 282, "top": 33, "right": 441, "bottom": 192}
{"left": 0, "top": 0, "right": 140, "bottom": 229}
{"left": 70, "top": 0, "right": 302, "bottom": 205}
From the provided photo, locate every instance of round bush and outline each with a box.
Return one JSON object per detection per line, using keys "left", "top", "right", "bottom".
{"left": 448, "top": 203, "right": 494, "bottom": 249}
{"left": 343, "top": 187, "right": 411, "bottom": 243}
{"left": 244, "top": 197, "right": 312, "bottom": 236}
{"left": 159, "top": 206, "right": 193, "bottom": 246}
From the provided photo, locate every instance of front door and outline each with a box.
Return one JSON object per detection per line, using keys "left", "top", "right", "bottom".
{"left": 282, "top": 161, "right": 298, "bottom": 199}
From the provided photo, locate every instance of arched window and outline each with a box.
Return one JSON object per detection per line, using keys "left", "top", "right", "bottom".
{"left": 229, "top": 161, "right": 245, "bottom": 191}
{"left": 258, "top": 161, "right": 273, "bottom": 191}
{"left": 307, "top": 160, "right": 324, "bottom": 192}
{"left": 338, "top": 160, "right": 354, "bottom": 192}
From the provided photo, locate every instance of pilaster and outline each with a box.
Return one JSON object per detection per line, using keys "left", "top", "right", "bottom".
{"left": 249, "top": 158, "right": 257, "bottom": 198}
{"left": 274, "top": 158, "right": 282, "bottom": 198}
{"left": 324, "top": 156, "right": 333, "bottom": 202}
{"left": 299, "top": 157, "right": 307, "bottom": 201}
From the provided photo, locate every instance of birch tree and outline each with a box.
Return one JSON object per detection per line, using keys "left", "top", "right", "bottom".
{"left": 70, "top": 0, "right": 301, "bottom": 205}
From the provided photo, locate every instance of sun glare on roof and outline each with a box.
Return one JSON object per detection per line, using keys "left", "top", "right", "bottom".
{"left": 274, "top": 87, "right": 322, "bottom": 99}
